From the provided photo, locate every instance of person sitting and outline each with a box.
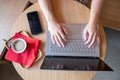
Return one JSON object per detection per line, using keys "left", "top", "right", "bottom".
{"left": 38, "top": 0, "right": 104, "bottom": 48}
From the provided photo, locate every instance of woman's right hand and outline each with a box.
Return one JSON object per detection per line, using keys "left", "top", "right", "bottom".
{"left": 48, "top": 21, "right": 68, "bottom": 47}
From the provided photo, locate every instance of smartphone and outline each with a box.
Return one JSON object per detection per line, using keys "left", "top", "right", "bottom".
{"left": 27, "top": 11, "right": 42, "bottom": 35}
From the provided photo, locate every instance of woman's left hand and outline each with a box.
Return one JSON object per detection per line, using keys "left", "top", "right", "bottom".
{"left": 83, "top": 23, "right": 100, "bottom": 48}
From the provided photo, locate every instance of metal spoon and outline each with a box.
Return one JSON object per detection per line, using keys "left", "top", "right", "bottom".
{"left": 3, "top": 39, "right": 14, "bottom": 48}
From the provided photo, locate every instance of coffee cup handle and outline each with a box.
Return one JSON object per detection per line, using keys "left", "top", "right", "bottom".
{"left": 4, "top": 31, "right": 29, "bottom": 50}
{"left": 5, "top": 41, "right": 13, "bottom": 50}
{"left": 5, "top": 43, "right": 9, "bottom": 49}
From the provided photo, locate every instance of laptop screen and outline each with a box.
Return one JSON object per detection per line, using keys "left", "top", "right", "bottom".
{"left": 40, "top": 56, "right": 113, "bottom": 71}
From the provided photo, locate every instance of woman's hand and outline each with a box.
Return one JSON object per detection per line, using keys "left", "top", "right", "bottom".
{"left": 48, "top": 21, "right": 68, "bottom": 47}
{"left": 83, "top": 23, "right": 100, "bottom": 48}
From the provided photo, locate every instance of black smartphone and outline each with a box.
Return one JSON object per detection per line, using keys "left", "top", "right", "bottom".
{"left": 27, "top": 11, "right": 42, "bottom": 35}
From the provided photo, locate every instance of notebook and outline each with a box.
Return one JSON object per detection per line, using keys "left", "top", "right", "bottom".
{"left": 40, "top": 24, "right": 113, "bottom": 71}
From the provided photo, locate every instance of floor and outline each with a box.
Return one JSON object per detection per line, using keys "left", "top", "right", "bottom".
{"left": 93, "top": 27, "right": 120, "bottom": 80}
{"left": 0, "top": 63, "right": 23, "bottom": 80}
{"left": 0, "top": 0, "right": 28, "bottom": 54}
{"left": 0, "top": 0, "right": 37, "bottom": 55}
{"left": 0, "top": 0, "right": 37, "bottom": 80}
{"left": 0, "top": 27, "right": 120, "bottom": 80}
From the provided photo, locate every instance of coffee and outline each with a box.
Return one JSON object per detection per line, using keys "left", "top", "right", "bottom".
{"left": 11, "top": 38, "right": 27, "bottom": 53}
{"left": 13, "top": 40, "right": 25, "bottom": 52}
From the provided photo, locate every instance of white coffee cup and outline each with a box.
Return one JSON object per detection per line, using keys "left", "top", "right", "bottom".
{"left": 11, "top": 38, "right": 27, "bottom": 53}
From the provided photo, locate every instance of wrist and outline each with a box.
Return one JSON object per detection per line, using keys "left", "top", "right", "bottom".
{"left": 47, "top": 18, "right": 59, "bottom": 29}
{"left": 88, "top": 20, "right": 97, "bottom": 28}
{"left": 47, "top": 18, "right": 58, "bottom": 25}
{"left": 88, "top": 18, "right": 98, "bottom": 27}
{"left": 46, "top": 16, "right": 56, "bottom": 23}
{"left": 89, "top": 14, "right": 99, "bottom": 27}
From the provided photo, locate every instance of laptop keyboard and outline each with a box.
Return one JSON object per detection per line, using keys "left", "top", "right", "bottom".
{"left": 46, "top": 24, "right": 99, "bottom": 57}
{"left": 47, "top": 35, "right": 99, "bottom": 57}
{"left": 51, "top": 38, "right": 94, "bottom": 54}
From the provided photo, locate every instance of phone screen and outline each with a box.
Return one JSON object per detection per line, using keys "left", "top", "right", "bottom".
{"left": 27, "top": 11, "right": 42, "bottom": 35}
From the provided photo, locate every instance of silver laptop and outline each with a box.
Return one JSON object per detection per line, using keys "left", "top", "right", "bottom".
{"left": 46, "top": 24, "right": 99, "bottom": 57}
{"left": 41, "top": 24, "right": 113, "bottom": 71}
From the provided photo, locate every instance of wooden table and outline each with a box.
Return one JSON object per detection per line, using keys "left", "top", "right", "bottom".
{"left": 10, "top": 1, "right": 106, "bottom": 80}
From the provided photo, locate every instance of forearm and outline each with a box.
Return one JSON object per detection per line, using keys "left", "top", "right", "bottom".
{"left": 38, "top": 0, "right": 56, "bottom": 23}
{"left": 89, "top": 0, "right": 104, "bottom": 25}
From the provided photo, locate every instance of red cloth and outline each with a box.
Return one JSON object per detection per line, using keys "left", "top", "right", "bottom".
{"left": 5, "top": 33, "right": 41, "bottom": 68}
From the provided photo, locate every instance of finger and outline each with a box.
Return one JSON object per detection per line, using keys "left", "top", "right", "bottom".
{"left": 51, "top": 35, "right": 55, "bottom": 44}
{"left": 91, "top": 35, "right": 99, "bottom": 48}
{"left": 96, "top": 24, "right": 100, "bottom": 44}
{"left": 97, "top": 36, "right": 100, "bottom": 45}
{"left": 97, "top": 31, "right": 100, "bottom": 44}
{"left": 62, "top": 26, "right": 69, "bottom": 35}
{"left": 59, "top": 32, "right": 67, "bottom": 42}
{"left": 84, "top": 33, "right": 93, "bottom": 45}
{"left": 54, "top": 35, "right": 61, "bottom": 47}
{"left": 83, "top": 30, "right": 88, "bottom": 41}
{"left": 56, "top": 33, "right": 65, "bottom": 47}
{"left": 88, "top": 33, "right": 96, "bottom": 48}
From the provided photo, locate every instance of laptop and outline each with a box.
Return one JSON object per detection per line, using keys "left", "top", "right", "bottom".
{"left": 40, "top": 24, "right": 113, "bottom": 71}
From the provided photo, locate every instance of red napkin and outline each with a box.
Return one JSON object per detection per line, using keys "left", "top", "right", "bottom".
{"left": 5, "top": 33, "right": 41, "bottom": 68}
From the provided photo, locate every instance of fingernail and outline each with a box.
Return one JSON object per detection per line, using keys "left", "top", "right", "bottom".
{"left": 59, "top": 44, "right": 61, "bottom": 47}
{"left": 88, "top": 45, "right": 91, "bottom": 48}
{"left": 84, "top": 41, "right": 87, "bottom": 45}
{"left": 61, "top": 43, "right": 64, "bottom": 47}
{"left": 53, "top": 42, "right": 55, "bottom": 44}
{"left": 53, "top": 42, "right": 56, "bottom": 45}
{"left": 64, "top": 39, "right": 67, "bottom": 42}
